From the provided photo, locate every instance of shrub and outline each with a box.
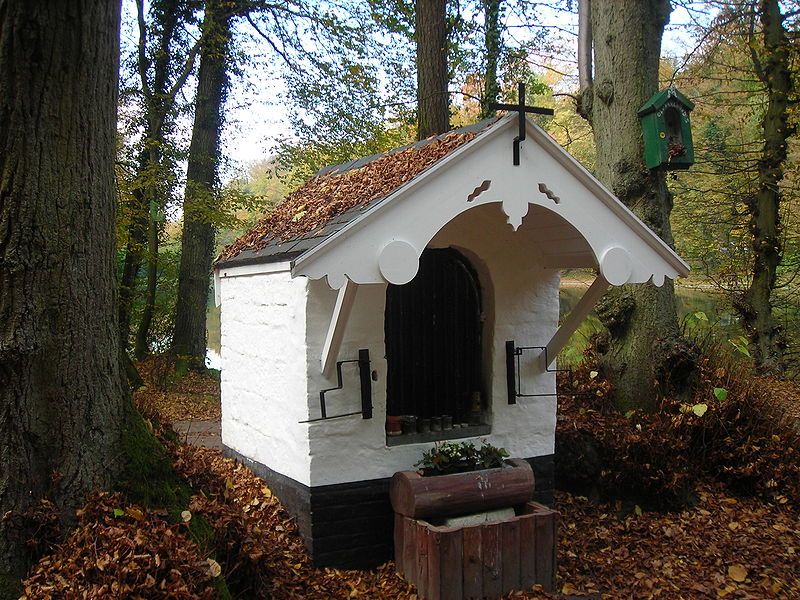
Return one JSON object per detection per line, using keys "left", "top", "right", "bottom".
{"left": 415, "top": 441, "right": 509, "bottom": 476}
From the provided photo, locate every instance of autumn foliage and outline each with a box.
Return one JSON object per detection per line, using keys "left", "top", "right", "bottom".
{"left": 17, "top": 358, "right": 800, "bottom": 598}
{"left": 22, "top": 492, "right": 219, "bottom": 599}
{"left": 556, "top": 345, "right": 800, "bottom": 509}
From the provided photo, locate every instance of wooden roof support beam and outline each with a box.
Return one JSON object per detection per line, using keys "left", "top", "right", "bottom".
{"left": 321, "top": 278, "right": 358, "bottom": 375}
{"left": 543, "top": 275, "right": 609, "bottom": 369}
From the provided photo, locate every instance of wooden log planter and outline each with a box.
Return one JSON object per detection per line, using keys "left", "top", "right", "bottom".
{"left": 390, "top": 459, "right": 557, "bottom": 599}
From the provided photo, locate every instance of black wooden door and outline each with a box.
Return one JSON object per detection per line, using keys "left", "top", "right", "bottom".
{"left": 385, "top": 248, "right": 482, "bottom": 420}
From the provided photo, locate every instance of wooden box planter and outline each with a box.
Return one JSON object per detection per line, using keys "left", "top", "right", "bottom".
{"left": 390, "top": 459, "right": 556, "bottom": 599}
{"left": 394, "top": 502, "right": 557, "bottom": 599}
{"left": 389, "top": 458, "right": 536, "bottom": 519}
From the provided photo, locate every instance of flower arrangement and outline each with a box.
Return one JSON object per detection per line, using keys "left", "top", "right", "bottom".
{"left": 415, "top": 440, "right": 510, "bottom": 476}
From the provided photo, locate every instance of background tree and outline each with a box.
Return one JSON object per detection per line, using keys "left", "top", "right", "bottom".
{"left": 578, "top": 0, "right": 695, "bottom": 411}
{"left": 670, "top": 0, "right": 799, "bottom": 374}
{"left": 416, "top": 0, "right": 450, "bottom": 138}
{"left": 172, "top": 0, "right": 232, "bottom": 370}
{"left": 0, "top": 0, "right": 125, "bottom": 579}
{"left": 480, "top": 0, "right": 503, "bottom": 118}
{"left": 735, "top": 0, "right": 794, "bottom": 374}
{"left": 118, "top": 0, "right": 199, "bottom": 360}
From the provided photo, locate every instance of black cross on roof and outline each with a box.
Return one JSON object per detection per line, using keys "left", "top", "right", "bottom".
{"left": 490, "top": 82, "right": 554, "bottom": 166}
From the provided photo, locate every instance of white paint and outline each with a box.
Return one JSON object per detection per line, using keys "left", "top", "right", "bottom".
{"left": 218, "top": 270, "right": 313, "bottom": 486}
{"left": 544, "top": 276, "right": 610, "bottom": 367}
{"left": 218, "top": 260, "right": 292, "bottom": 279}
{"left": 293, "top": 115, "right": 689, "bottom": 290}
{"left": 320, "top": 279, "right": 358, "bottom": 375}
{"left": 213, "top": 271, "right": 221, "bottom": 307}
{"left": 378, "top": 240, "right": 420, "bottom": 285}
{"left": 599, "top": 247, "right": 633, "bottom": 286}
{"left": 216, "top": 114, "right": 693, "bottom": 492}
{"left": 304, "top": 202, "right": 559, "bottom": 487}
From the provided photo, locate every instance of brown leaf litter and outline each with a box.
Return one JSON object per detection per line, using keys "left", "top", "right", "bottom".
{"left": 23, "top": 491, "right": 218, "bottom": 599}
{"left": 133, "top": 356, "right": 220, "bottom": 424}
{"left": 219, "top": 131, "right": 476, "bottom": 262}
{"left": 172, "top": 441, "right": 800, "bottom": 599}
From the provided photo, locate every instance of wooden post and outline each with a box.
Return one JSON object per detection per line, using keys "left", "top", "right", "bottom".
{"left": 481, "top": 525, "right": 502, "bottom": 598}
{"left": 320, "top": 278, "right": 358, "bottom": 375}
{"left": 543, "top": 275, "right": 609, "bottom": 368}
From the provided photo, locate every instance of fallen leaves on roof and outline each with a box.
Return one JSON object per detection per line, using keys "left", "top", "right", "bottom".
{"left": 219, "top": 131, "right": 476, "bottom": 263}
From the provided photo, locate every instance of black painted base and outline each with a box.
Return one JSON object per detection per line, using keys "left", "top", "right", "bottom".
{"left": 223, "top": 445, "right": 555, "bottom": 570}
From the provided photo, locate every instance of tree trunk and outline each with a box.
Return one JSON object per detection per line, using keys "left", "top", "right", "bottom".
{"left": 172, "top": 2, "right": 231, "bottom": 371}
{"left": 120, "top": 0, "right": 184, "bottom": 357}
{"left": 0, "top": 0, "right": 125, "bottom": 577}
{"left": 480, "top": 0, "right": 502, "bottom": 119}
{"left": 736, "top": 0, "right": 791, "bottom": 375}
{"left": 134, "top": 213, "right": 159, "bottom": 359}
{"left": 416, "top": 0, "right": 449, "bottom": 139}
{"left": 118, "top": 188, "right": 148, "bottom": 352}
{"left": 583, "top": 0, "right": 693, "bottom": 411}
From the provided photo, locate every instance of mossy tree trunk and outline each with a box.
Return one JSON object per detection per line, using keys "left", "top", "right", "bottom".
{"left": 172, "top": 1, "right": 231, "bottom": 371}
{"left": 581, "top": 0, "right": 695, "bottom": 411}
{"left": 0, "top": 0, "right": 125, "bottom": 577}
{"left": 735, "top": 0, "right": 792, "bottom": 375}
{"left": 416, "top": 0, "right": 449, "bottom": 139}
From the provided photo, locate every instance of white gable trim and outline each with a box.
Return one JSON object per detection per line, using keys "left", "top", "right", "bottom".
{"left": 292, "top": 115, "right": 689, "bottom": 289}
{"left": 524, "top": 123, "right": 688, "bottom": 276}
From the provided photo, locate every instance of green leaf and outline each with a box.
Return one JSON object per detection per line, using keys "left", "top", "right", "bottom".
{"left": 624, "top": 410, "right": 635, "bottom": 419}
{"left": 113, "top": 508, "right": 124, "bottom": 518}
{"left": 634, "top": 505, "right": 643, "bottom": 516}
{"left": 692, "top": 403, "right": 708, "bottom": 417}
{"left": 728, "top": 337, "right": 751, "bottom": 357}
{"left": 713, "top": 387, "right": 728, "bottom": 402}
{"left": 693, "top": 311, "right": 708, "bottom": 321}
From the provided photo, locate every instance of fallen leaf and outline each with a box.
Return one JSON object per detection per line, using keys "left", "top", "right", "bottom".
{"left": 728, "top": 563, "right": 748, "bottom": 582}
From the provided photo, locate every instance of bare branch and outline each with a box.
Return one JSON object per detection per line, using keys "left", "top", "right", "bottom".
{"left": 136, "top": 0, "right": 151, "bottom": 99}
{"left": 577, "top": 0, "right": 592, "bottom": 90}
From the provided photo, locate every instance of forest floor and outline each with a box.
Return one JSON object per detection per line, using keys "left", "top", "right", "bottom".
{"left": 20, "top": 362, "right": 800, "bottom": 599}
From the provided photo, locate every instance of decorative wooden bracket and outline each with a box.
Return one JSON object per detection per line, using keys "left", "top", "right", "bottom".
{"left": 321, "top": 278, "right": 358, "bottom": 375}
{"left": 543, "top": 275, "right": 610, "bottom": 368}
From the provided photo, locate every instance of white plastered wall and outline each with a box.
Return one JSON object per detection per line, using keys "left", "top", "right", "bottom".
{"left": 305, "top": 202, "right": 559, "bottom": 487}
{"left": 218, "top": 266, "right": 313, "bottom": 485}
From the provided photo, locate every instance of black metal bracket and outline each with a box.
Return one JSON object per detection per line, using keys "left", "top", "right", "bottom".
{"left": 505, "top": 341, "right": 570, "bottom": 404}
{"left": 490, "top": 82, "right": 554, "bottom": 166}
{"left": 301, "top": 349, "right": 373, "bottom": 423}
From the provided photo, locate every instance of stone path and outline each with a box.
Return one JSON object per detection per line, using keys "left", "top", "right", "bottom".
{"left": 172, "top": 420, "right": 222, "bottom": 450}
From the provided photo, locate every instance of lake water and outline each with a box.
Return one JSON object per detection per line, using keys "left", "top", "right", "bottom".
{"left": 206, "top": 284, "right": 740, "bottom": 369}
{"left": 558, "top": 283, "right": 742, "bottom": 365}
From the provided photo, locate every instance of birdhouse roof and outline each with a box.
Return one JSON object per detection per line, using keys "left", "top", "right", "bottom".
{"left": 638, "top": 87, "right": 695, "bottom": 117}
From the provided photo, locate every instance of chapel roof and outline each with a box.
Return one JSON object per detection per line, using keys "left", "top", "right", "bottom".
{"left": 217, "top": 119, "right": 498, "bottom": 268}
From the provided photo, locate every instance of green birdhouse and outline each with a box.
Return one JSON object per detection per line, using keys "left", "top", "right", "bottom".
{"left": 639, "top": 87, "right": 694, "bottom": 170}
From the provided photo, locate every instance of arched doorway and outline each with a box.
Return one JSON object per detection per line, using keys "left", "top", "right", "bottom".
{"left": 385, "top": 248, "right": 483, "bottom": 422}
